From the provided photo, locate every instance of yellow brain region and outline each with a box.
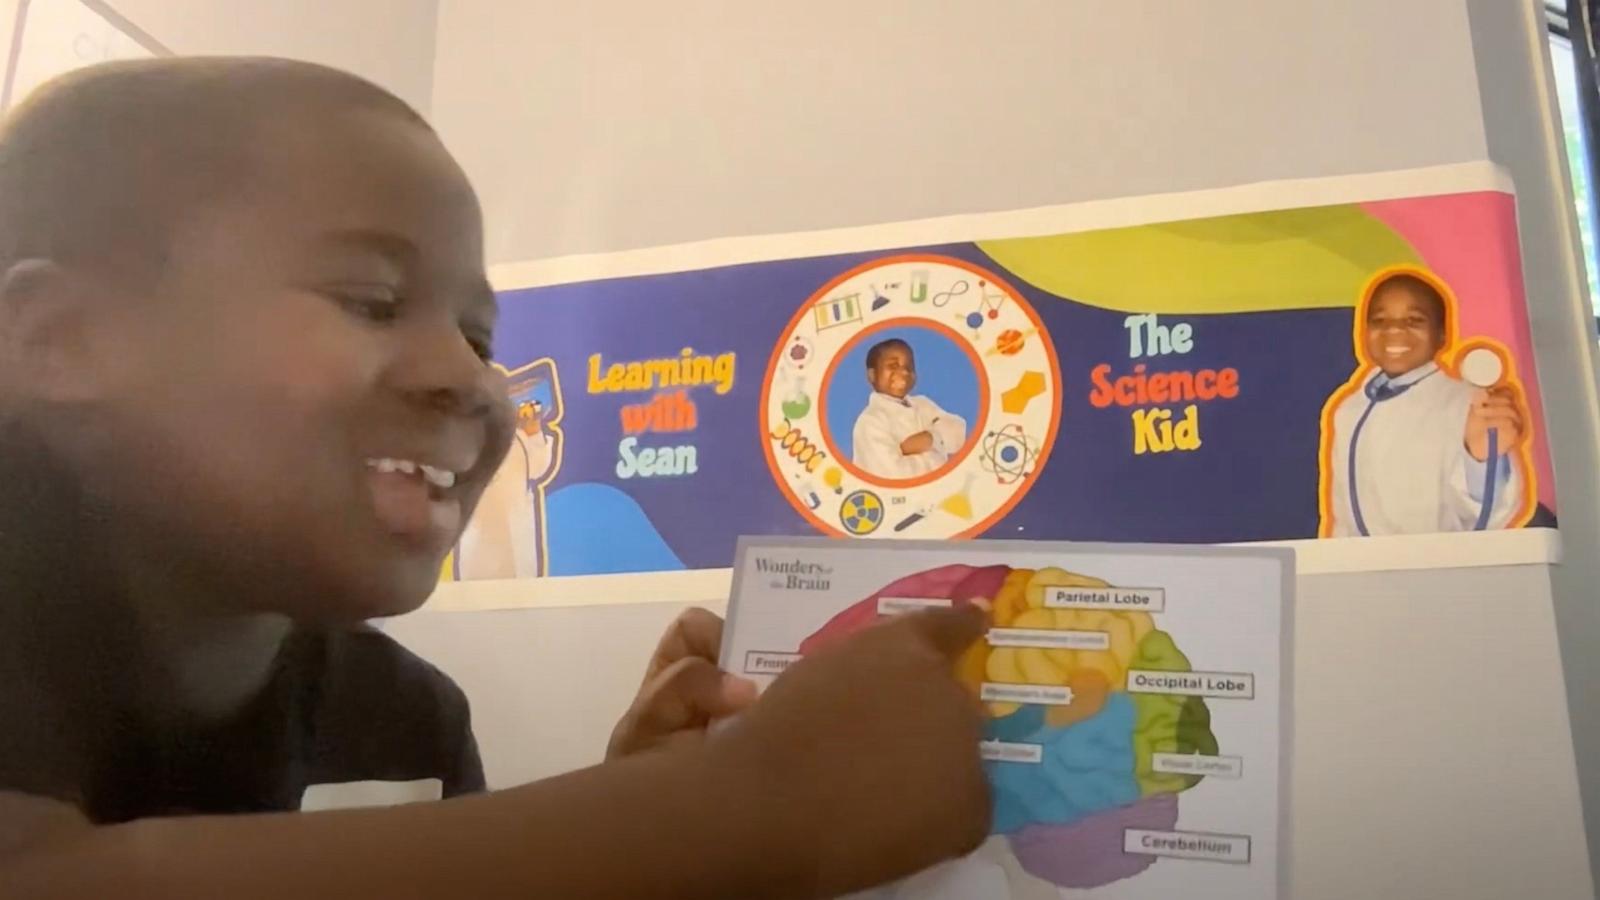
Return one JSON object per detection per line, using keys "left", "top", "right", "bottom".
{"left": 963, "top": 567, "right": 1154, "bottom": 724}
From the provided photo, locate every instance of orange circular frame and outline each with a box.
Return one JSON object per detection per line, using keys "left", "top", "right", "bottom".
{"left": 815, "top": 316, "right": 992, "bottom": 490}
{"left": 760, "top": 253, "right": 1063, "bottom": 539}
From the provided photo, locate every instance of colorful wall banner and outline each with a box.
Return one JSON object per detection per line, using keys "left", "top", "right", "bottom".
{"left": 445, "top": 167, "right": 1557, "bottom": 580}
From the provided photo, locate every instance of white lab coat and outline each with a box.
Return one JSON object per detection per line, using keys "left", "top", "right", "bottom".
{"left": 456, "top": 428, "right": 554, "bottom": 579}
{"left": 1326, "top": 362, "right": 1523, "bottom": 537}
{"left": 851, "top": 392, "right": 967, "bottom": 479}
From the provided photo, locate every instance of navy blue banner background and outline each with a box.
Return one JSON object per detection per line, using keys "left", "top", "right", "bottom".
{"left": 492, "top": 242, "right": 1355, "bottom": 575}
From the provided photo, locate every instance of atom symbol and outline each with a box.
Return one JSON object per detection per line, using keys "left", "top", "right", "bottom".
{"left": 980, "top": 423, "right": 1041, "bottom": 485}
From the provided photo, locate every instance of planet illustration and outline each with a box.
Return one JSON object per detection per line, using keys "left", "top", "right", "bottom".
{"left": 988, "top": 327, "right": 1041, "bottom": 358}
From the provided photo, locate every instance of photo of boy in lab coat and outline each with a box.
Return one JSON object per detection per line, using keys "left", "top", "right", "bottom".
{"left": 852, "top": 338, "right": 968, "bottom": 480}
{"left": 1321, "top": 271, "right": 1528, "bottom": 537}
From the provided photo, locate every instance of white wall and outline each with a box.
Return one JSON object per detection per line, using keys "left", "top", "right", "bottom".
{"left": 409, "top": 1, "right": 1600, "bottom": 898}
{"left": 432, "top": 0, "right": 1489, "bottom": 265}
{"left": 108, "top": 0, "right": 438, "bottom": 114}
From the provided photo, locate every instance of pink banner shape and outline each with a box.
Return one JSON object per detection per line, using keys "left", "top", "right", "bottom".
{"left": 1361, "top": 192, "right": 1557, "bottom": 511}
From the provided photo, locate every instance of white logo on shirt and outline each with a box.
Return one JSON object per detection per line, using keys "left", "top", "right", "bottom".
{"left": 300, "top": 778, "right": 442, "bottom": 811}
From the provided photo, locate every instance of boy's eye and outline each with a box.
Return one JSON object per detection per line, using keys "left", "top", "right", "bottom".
{"left": 1370, "top": 315, "right": 1425, "bottom": 329}
{"left": 463, "top": 329, "right": 494, "bottom": 362}
{"left": 328, "top": 285, "right": 401, "bottom": 322}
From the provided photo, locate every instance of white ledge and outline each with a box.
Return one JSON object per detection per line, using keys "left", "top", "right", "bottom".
{"left": 416, "top": 529, "right": 1561, "bottom": 614}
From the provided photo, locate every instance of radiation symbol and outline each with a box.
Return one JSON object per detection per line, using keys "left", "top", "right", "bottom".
{"left": 839, "top": 489, "right": 884, "bottom": 535}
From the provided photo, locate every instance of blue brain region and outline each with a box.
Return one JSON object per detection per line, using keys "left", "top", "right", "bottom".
{"left": 990, "top": 693, "right": 1141, "bottom": 834}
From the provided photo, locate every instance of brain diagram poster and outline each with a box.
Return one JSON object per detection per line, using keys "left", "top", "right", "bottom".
{"left": 444, "top": 165, "right": 1556, "bottom": 581}
{"left": 722, "top": 537, "right": 1292, "bottom": 900}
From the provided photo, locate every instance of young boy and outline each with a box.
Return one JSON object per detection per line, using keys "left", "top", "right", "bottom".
{"left": 1322, "top": 271, "right": 1527, "bottom": 536}
{"left": 851, "top": 338, "right": 967, "bottom": 479}
{"left": 0, "top": 58, "right": 992, "bottom": 898}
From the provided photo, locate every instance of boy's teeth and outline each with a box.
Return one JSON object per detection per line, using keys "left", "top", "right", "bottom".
{"left": 365, "top": 457, "right": 457, "bottom": 489}
{"left": 420, "top": 464, "right": 456, "bottom": 489}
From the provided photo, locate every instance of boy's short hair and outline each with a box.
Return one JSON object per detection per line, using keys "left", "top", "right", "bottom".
{"left": 866, "top": 338, "right": 913, "bottom": 370}
{"left": 0, "top": 57, "right": 427, "bottom": 283}
{"left": 1369, "top": 272, "right": 1447, "bottom": 329}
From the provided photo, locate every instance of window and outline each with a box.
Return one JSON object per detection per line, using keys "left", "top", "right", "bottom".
{"left": 1549, "top": 32, "right": 1600, "bottom": 309}
{"left": 1548, "top": 2, "right": 1600, "bottom": 323}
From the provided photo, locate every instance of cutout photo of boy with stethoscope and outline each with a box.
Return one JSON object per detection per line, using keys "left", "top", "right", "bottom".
{"left": 1319, "top": 267, "right": 1535, "bottom": 538}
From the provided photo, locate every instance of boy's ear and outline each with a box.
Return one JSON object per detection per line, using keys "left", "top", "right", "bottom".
{"left": 0, "top": 259, "right": 109, "bottom": 402}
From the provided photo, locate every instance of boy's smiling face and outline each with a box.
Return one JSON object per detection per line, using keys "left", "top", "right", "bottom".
{"left": 1364, "top": 282, "right": 1445, "bottom": 378}
{"left": 868, "top": 344, "right": 917, "bottom": 399}
{"left": 61, "top": 101, "right": 514, "bottom": 621}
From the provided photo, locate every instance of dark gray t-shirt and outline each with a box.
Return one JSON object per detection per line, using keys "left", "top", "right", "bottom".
{"left": 20, "top": 626, "right": 484, "bottom": 823}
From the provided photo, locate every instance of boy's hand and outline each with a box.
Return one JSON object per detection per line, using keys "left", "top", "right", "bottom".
{"left": 606, "top": 608, "right": 758, "bottom": 760}
{"left": 1464, "top": 386, "right": 1524, "bottom": 462}
{"left": 710, "top": 604, "right": 992, "bottom": 898}
{"left": 900, "top": 431, "right": 934, "bottom": 455}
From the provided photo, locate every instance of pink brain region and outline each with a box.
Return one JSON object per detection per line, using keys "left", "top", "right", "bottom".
{"left": 799, "top": 564, "right": 1221, "bottom": 891}
{"left": 797, "top": 564, "right": 1001, "bottom": 655}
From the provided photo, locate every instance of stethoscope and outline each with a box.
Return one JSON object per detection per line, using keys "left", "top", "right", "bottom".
{"left": 1348, "top": 347, "right": 1504, "bottom": 536}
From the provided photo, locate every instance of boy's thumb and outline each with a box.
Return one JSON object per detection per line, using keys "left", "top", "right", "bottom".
{"left": 905, "top": 601, "right": 990, "bottom": 659}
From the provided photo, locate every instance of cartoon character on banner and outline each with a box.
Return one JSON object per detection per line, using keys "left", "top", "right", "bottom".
{"left": 448, "top": 359, "right": 564, "bottom": 580}
{"left": 1318, "top": 267, "right": 1538, "bottom": 537}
